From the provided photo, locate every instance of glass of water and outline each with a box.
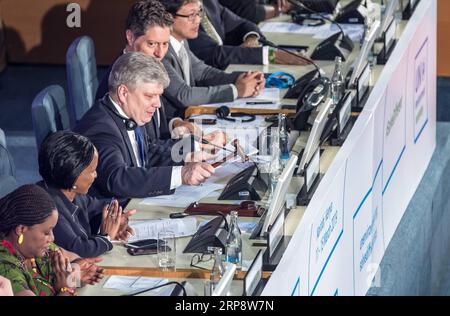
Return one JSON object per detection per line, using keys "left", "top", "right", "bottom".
{"left": 158, "top": 231, "right": 176, "bottom": 269}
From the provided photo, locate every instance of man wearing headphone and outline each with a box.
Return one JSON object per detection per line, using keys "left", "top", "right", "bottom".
{"left": 75, "top": 52, "right": 216, "bottom": 200}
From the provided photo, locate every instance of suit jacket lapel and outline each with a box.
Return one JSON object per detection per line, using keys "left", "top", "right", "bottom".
{"left": 184, "top": 43, "right": 196, "bottom": 86}
{"left": 102, "top": 97, "right": 139, "bottom": 167}
{"left": 168, "top": 45, "right": 187, "bottom": 82}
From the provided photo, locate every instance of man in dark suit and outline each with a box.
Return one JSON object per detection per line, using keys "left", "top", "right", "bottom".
{"left": 218, "top": 0, "right": 292, "bottom": 24}
{"left": 159, "top": 0, "right": 266, "bottom": 119}
{"left": 75, "top": 52, "right": 216, "bottom": 200}
{"left": 96, "top": 0, "right": 198, "bottom": 139}
{"left": 181, "top": 0, "right": 305, "bottom": 70}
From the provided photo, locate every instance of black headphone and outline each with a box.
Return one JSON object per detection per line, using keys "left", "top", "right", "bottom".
{"left": 215, "top": 106, "right": 256, "bottom": 123}
{"left": 104, "top": 96, "right": 138, "bottom": 131}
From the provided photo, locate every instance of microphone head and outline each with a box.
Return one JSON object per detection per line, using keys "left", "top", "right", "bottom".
{"left": 258, "top": 37, "right": 275, "bottom": 47}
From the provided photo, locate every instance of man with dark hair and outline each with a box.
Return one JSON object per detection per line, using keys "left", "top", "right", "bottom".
{"left": 97, "top": 0, "right": 202, "bottom": 139}
{"left": 159, "top": 0, "right": 266, "bottom": 119}
{"left": 180, "top": 0, "right": 304, "bottom": 70}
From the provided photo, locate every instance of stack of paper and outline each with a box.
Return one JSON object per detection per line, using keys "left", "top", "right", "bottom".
{"left": 127, "top": 217, "right": 198, "bottom": 242}
{"left": 139, "top": 183, "right": 225, "bottom": 208}
{"left": 103, "top": 276, "right": 170, "bottom": 294}
{"left": 200, "top": 88, "right": 281, "bottom": 110}
{"left": 260, "top": 22, "right": 365, "bottom": 42}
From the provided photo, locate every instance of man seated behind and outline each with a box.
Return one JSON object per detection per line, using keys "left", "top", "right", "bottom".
{"left": 159, "top": 0, "right": 266, "bottom": 119}
{"left": 75, "top": 52, "right": 215, "bottom": 199}
{"left": 96, "top": 0, "right": 195, "bottom": 139}
{"left": 182, "top": 0, "right": 305, "bottom": 70}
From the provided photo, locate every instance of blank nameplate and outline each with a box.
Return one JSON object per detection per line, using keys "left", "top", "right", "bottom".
{"left": 357, "top": 63, "right": 371, "bottom": 103}
{"left": 268, "top": 209, "right": 285, "bottom": 258}
{"left": 243, "top": 250, "right": 263, "bottom": 296}
{"left": 305, "top": 148, "right": 320, "bottom": 193}
{"left": 338, "top": 92, "right": 353, "bottom": 135}
{"left": 384, "top": 19, "right": 396, "bottom": 51}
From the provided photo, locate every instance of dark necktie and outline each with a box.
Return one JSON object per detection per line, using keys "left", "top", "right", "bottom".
{"left": 134, "top": 128, "right": 146, "bottom": 168}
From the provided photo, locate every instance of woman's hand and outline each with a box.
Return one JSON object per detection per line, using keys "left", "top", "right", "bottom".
{"left": 100, "top": 200, "right": 122, "bottom": 240}
{"left": 50, "top": 250, "right": 75, "bottom": 293}
{"left": 115, "top": 209, "right": 137, "bottom": 242}
{"left": 71, "top": 257, "right": 104, "bottom": 286}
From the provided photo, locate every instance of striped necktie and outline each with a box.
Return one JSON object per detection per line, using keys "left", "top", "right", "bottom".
{"left": 201, "top": 13, "right": 223, "bottom": 45}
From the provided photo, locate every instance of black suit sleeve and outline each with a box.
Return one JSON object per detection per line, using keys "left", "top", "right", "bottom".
{"left": 189, "top": 0, "right": 264, "bottom": 69}
{"left": 189, "top": 30, "right": 263, "bottom": 70}
{"left": 218, "top": 0, "right": 266, "bottom": 24}
{"left": 53, "top": 212, "right": 113, "bottom": 258}
{"left": 88, "top": 125, "right": 175, "bottom": 199}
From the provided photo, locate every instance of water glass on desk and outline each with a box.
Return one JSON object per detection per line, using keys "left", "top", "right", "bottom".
{"left": 157, "top": 231, "right": 176, "bottom": 269}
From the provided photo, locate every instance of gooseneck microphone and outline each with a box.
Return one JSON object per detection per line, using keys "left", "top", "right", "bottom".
{"left": 258, "top": 37, "right": 324, "bottom": 77}
{"left": 287, "top": 0, "right": 355, "bottom": 52}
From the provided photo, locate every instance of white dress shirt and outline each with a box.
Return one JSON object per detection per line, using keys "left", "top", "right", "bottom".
{"left": 109, "top": 96, "right": 182, "bottom": 190}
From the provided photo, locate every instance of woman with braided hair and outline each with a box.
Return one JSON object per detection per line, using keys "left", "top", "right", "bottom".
{"left": 0, "top": 184, "right": 102, "bottom": 296}
{"left": 37, "top": 131, "right": 136, "bottom": 258}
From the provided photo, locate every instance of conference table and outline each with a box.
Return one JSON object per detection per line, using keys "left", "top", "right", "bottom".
{"left": 79, "top": 0, "right": 424, "bottom": 296}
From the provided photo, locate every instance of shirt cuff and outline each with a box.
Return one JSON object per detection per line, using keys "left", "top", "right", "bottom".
{"left": 263, "top": 46, "right": 269, "bottom": 65}
{"left": 168, "top": 117, "right": 183, "bottom": 133}
{"left": 170, "top": 166, "right": 183, "bottom": 190}
{"left": 230, "top": 84, "right": 238, "bottom": 100}
{"left": 243, "top": 32, "right": 261, "bottom": 42}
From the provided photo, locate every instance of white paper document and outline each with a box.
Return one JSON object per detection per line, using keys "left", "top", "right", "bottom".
{"left": 139, "top": 183, "right": 225, "bottom": 208}
{"left": 261, "top": 22, "right": 365, "bottom": 42}
{"left": 103, "top": 276, "right": 168, "bottom": 293}
{"left": 200, "top": 88, "right": 281, "bottom": 110}
{"left": 127, "top": 217, "right": 198, "bottom": 242}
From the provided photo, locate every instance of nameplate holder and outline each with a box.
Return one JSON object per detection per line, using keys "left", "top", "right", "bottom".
{"left": 330, "top": 91, "right": 355, "bottom": 146}
{"left": 297, "top": 148, "right": 322, "bottom": 206}
{"left": 351, "top": 62, "right": 371, "bottom": 111}
{"left": 378, "top": 19, "right": 397, "bottom": 65}
{"left": 267, "top": 208, "right": 285, "bottom": 258}
{"left": 243, "top": 250, "right": 264, "bottom": 296}
{"left": 263, "top": 208, "right": 288, "bottom": 271}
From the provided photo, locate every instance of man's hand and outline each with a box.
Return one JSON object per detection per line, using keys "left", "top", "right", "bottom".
{"left": 274, "top": 49, "right": 309, "bottom": 65}
{"left": 171, "top": 120, "right": 202, "bottom": 139}
{"left": 181, "top": 163, "right": 215, "bottom": 186}
{"left": 275, "top": 0, "right": 292, "bottom": 13}
{"left": 235, "top": 71, "right": 265, "bottom": 98}
{"left": 201, "top": 131, "right": 227, "bottom": 153}
{"left": 241, "top": 35, "right": 261, "bottom": 48}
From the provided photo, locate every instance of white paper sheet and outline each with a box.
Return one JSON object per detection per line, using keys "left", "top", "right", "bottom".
{"left": 103, "top": 276, "right": 168, "bottom": 292}
{"left": 261, "top": 22, "right": 365, "bottom": 42}
{"left": 200, "top": 88, "right": 281, "bottom": 110}
{"left": 206, "top": 161, "right": 254, "bottom": 184}
{"left": 139, "top": 183, "right": 225, "bottom": 208}
{"left": 127, "top": 217, "right": 198, "bottom": 242}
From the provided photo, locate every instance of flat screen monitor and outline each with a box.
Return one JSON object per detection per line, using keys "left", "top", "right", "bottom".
{"left": 348, "top": 20, "right": 380, "bottom": 87}
{"left": 380, "top": 0, "right": 399, "bottom": 33}
{"left": 297, "top": 98, "right": 333, "bottom": 175}
{"left": 261, "top": 155, "right": 299, "bottom": 235}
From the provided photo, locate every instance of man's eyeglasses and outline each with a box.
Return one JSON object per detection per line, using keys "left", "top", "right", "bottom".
{"left": 190, "top": 252, "right": 213, "bottom": 270}
{"left": 174, "top": 9, "right": 204, "bottom": 22}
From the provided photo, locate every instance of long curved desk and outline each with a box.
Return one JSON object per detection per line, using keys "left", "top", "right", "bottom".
{"left": 80, "top": 0, "right": 436, "bottom": 296}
